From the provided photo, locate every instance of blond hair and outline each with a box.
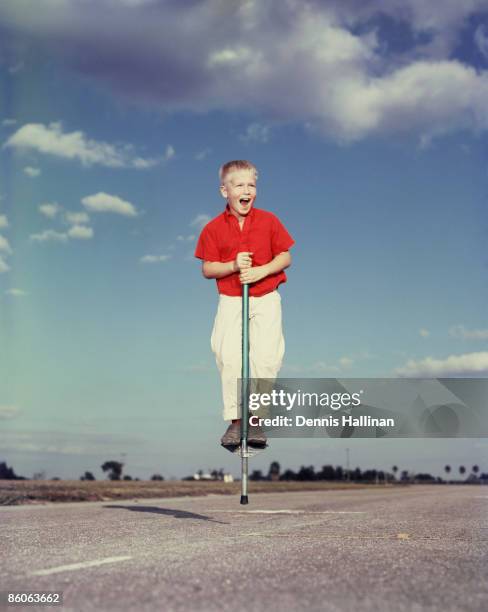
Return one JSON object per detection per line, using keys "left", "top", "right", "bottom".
{"left": 219, "top": 160, "right": 258, "bottom": 185}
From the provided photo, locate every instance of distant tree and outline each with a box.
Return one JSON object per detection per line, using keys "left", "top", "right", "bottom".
{"left": 335, "top": 466, "right": 344, "bottom": 481}
{"left": 123, "top": 475, "right": 133, "bottom": 481}
{"left": 250, "top": 470, "right": 264, "bottom": 481}
{"left": 352, "top": 467, "right": 362, "bottom": 482}
{"left": 0, "top": 461, "right": 22, "bottom": 480}
{"left": 400, "top": 470, "right": 410, "bottom": 483}
{"left": 459, "top": 465, "right": 466, "bottom": 478}
{"left": 210, "top": 469, "right": 224, "bottom": 481}
{"left": 280, "top": 469, "right": 297, "bottom": 481}
{"left": 318, "top": 465, "right": 335, "bottom": 481}
{"left": 392, "top": 465, "right": 398, "bottom": 479}
{"left": 101, "top": 461, "right": 123, "bottom": 481}
{"left": 268, "top": 461, "right": 281, "bottom": 481}
{"left": 51, "top": 477, "right": 61, "bottom": 481}
{"left": 151, "top": 474, "right": 164, "bottom": 481}
{"left": 414, "top": 473, "right": 436, "bottom": 483}
{"left": 472, "top": 465, "right": 480, "bottom": 475}
{"left": 362, "top": 469, "right": 378, "bottom": 483}
{"left": 80, "top": 471, "right": 95, "bottom": 481}
{"left": 444, "top": 465, "right": 451, "bottom": 478}
{"left": 32, "top": 471, "right": 46, "bottom": 480}
{"left": 297, "top": 465, "right": 315, "bottom": 481}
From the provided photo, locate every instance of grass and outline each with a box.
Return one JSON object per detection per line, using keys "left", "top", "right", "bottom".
{"left": 0, "top": 479, "right": 381, "bottom": 506}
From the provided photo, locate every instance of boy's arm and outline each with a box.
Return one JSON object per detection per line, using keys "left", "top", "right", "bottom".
{"left": 202, "top": 252, "right": 252, "bottom": 279}
{"left": 202, "top": 260, "right": 237, "bottom": 279}
{"left": 239, "top": 251, "right": 291, "bottom": 285}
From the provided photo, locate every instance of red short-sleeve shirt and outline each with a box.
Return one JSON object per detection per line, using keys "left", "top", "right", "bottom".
{"left": 195, "top": 205, "right": 294, "bottom": 297}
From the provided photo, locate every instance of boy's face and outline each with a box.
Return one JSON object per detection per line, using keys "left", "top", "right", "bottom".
{"left": 220, "top": 169, "right": 257, "bottom": 219}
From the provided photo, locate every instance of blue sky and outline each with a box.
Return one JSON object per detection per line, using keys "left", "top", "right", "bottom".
{"left": 1, "top": 1, "right": 488, "bottom": 480}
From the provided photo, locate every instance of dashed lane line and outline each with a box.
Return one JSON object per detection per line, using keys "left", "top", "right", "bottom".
{"left": 210, "top": 510, "right": 366, "bottom": 514}
{"left": 241, "top": 532, "right": 412, "bottom": 540}
{"left": 30, "top": 556, "right": 132, "bottom": 576}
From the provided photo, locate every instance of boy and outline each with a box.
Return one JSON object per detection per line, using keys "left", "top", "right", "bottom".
{"left": 194, "top": 160, "right": 294, "bottom": 447}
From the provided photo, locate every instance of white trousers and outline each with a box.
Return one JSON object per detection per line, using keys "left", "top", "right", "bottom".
{"left": 211, "top": 290, "right": 285, "bottom": 421}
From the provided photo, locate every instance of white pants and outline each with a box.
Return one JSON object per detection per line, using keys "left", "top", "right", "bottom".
{"left": 211, "top": 290, "right": 285, "bottom": 421}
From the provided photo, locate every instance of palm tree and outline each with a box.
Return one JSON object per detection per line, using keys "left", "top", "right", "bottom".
{"left": 459, "top": 465, "right": 466, "bottom": 480}
{"left": 472, "top": 465, "right": 480, "bottom": 475}
{"left": 392, "top": 465, "right": 398, "bottom": 480}
{"left": 444, "top": 465, "right": 451, "bottom": 483}
{"left": 268, "top": 461, "right": 281, "bottom": 481}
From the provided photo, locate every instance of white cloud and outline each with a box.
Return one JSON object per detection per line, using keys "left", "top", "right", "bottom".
{"left": 311, "top": 361, "right": 341, "bottom": 374}
{"left": 195, "top": 147, "right": 211, "bottom": 161}
{"left": 2, "top": 2, "right": 488, "bottom": 142}
{"left": 163, "top": 144, "right": 175, "bottom": 161}
{"left": 207, "top": 46, "right": 254, "bottom": 68}
{"left": 449, "top": 324, "right": 488, "bottom": 340}
{"left": 0, "top": 214, "right": 8, "bottom": 228}
{"left": 39, "top": 202, "right": 61, "bottom": 218}
{"left": 474, "top": 24, "right": 488, "bottom": 61}
{"left": 5, "top": 288, "right": 27, "bottom": 296}
{"left": 396, "top": 351, "right": 488, "bottom": 377}
{"left": 419, "top": 328, "right": 430, "bottom": 337}
{"left": 40, "top": 205, "right": 89, "bottom": 227}
{"left": 4, "top": 122, "right": 163, "bottom": 168}
{"left": 140, "top": 254, "right": 171, "bottom": 263}
{"left": 313, "top": 59, "right": 488, "bottom": 142}
{"left": 9, "top": 61, "right": 24, "bottom": 74}
{"left": 0, "top": 405, "right": 20, "bottom": 419}
{"left": 30, "top": 224, "right": 92, "bottom": 243}
{"left": 2, "top": 118, "right": 17, "bottom": 127}
{"left": 0, "top": 234, "right": 12, "bottom": 254}
{"left": 190, "top": 214, "right": 211, "bottom": 230}
{"left": 132, "top": 156, "right": 160, "bottom": 169}
{"left": 29, "top": 229, "right": 68, "bottom": 243}
{"left": 23, "top": 165, "right": 41, "bottom": 177}
{"left": 339, "top": 356, "right": 354, "bottom": 368}
{"left": 81, "top": 192, "right": 138, "bottom": 216}
{"left": 177, "top": 234, "right": 195, "bottom": 242}
{"left": 65, "top": 211, "right": 89, "bottom": 225}
{"left": 132, "top": 144, "right": 174, "bottom": 168}
{"left": 0, "top": 256, "right": 10, "bottom": 273}
{"left": 280, "top": 363, "right": 307, "bottom": 374}
{"left": 68, "top": 224, "right": 93, "bottom": 239}
{"left": 240, "top": 122, "right": 270, "bottom": 143}
{"left": 283, "top": 350, "right": 374, "bottom": 375}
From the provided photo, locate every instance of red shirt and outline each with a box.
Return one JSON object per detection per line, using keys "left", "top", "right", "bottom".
{"left": 195, "top": 205, "right": 294, "bottom": 297}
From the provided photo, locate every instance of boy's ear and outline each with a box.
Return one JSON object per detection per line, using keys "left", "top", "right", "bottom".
{"left": 219, "top": 183, "right": 227, "bottom": 199}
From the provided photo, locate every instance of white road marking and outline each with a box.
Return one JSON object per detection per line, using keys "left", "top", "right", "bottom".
{"left": 242, "top": 532, "right": 413, "bottom": 540}
{"left": 31, "top": 556, "right": 132, "bottom": 576}
{"left": 211, "top": 510, "right": 366, "bottom": 514}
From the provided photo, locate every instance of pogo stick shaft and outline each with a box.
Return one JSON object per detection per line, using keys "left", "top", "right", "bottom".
{"left": 240, "top": 282, "right": 250, "bottom": 505}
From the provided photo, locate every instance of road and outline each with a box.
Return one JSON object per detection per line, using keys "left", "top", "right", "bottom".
{"left": 1, "top": 485, "right": 487, "bottom": 611}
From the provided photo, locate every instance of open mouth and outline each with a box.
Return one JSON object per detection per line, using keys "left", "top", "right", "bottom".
{"left": 239, "top": 197, "right": 251, "bottom": 205}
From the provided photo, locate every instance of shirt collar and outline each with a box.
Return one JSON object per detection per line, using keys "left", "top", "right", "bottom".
{"left": 224, "top": 203, "right": 255, "bottom": 220}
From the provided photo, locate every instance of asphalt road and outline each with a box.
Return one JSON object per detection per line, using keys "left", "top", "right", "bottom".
{"left": 1, "top": 485, "right": 487, "bottom": 611}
